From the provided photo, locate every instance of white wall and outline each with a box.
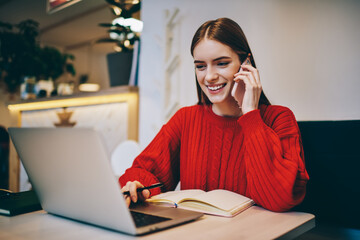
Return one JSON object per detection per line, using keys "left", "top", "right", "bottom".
{"left": 138, "top": 0, "right": 360, "bottom": 148}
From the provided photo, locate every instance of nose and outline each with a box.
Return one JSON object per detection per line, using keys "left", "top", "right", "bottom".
{"left": 204, "top": 66, "right": 219, "bottom": 82}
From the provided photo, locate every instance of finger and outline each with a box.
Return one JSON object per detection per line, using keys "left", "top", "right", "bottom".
{"left": 237, "top": 71, "right": 262, "bottom": 92}
{"left": 236, "top": 72, "right": 255, "bottom": 89}
{"left": 241, "top": 65, "right": 261, "bottom": 85}
{"left": 121, "top": 183, "right": 132, "bottom": 207}
{"left": 133, "top": 180, "right": 144, "bottom": 188}
{"left": 129, "top": 181, "right": 144, "bottom": 203}
{"left": 234, "top": 70, "right": 244, "bottom": 77}
{"left": 234, "top": 64, "right": 250, "bottom": 77}
{"left": 235, "top": 75, "right": 258, "bottom": 109}
{"left": 121, "top": 182, "right": 131, "bottom": 197}
{"left": 124, "top": 195, "right": 131, "bottom": 207}
{"left": 240, "top": 64, "right": 256, "bottom": 72}
{"left": 234, "top": 64, "right": 248, "bottom": 77}
{"left": 233, "top": 72, "right": 251, "bottom": 83}
{"left": 239, "top": 65, "right": 258, "bottom": 83}
{"left": 140, "top": 189, "right": 151, "bottom": 201}
{"left": 125, "top": 181, "right": 132, "bottom": 189}
{"left": 233, "top": 75, "right": 243, "bottom": 83}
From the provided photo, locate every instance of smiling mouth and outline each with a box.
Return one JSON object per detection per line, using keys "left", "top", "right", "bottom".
{"left": 207, "top": 83, "right": 227, "bottom": 91}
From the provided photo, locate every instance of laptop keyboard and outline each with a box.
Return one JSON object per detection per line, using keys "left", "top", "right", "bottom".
{"left": 130, "top": 211, "right": 171, "bottom": 228}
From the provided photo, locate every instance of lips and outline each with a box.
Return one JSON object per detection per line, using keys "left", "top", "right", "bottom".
{"left": 207, "top": 83, "right": 227, "bottom": 91}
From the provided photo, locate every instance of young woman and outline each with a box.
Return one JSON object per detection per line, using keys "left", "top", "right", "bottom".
{"left": 119, "top": 18, "right": 309, "bottom": 212}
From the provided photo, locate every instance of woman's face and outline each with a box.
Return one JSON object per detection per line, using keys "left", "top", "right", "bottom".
{"left": 193, "top": 39, "right": 241, "bottom": 105}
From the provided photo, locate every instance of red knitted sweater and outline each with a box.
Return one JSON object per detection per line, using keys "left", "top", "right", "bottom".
{"left": 119, "top": 104, "right": 309, "bottom": 212}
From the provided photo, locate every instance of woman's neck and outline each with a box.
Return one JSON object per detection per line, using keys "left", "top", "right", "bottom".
{"left": 212, "top": 100, "right": 242, "bottom": 118}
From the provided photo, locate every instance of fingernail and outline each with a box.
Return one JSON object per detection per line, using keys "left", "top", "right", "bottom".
{"left": 132, "top": 195, "right": 137, "bottom": 203}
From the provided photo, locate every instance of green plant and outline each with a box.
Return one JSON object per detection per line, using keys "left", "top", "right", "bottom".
{"left": 0, "top": 19, "right": 76, "bottom": 93}
{"left": 39, "top": 46, "right": 75, "bottom": 80}
{"left": 96, "top": 0, "right": 141, "bottom": 52}
{"left": 0, "top": 20, "right": 39, "bottom": 93}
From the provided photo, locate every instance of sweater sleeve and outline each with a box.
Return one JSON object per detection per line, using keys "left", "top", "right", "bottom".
{"left": 238, "top": 106, "right": 309, "bottom": 212}
{"left": 118, "top": 109, "right": 183, "bottom": 195}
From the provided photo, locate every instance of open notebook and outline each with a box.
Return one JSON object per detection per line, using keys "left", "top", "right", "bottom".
{"left": 147, "top": 189, "right": 255, "bottom": 217}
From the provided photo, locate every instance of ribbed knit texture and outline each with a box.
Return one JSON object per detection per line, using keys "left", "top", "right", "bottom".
{"left": 119, "top": 104, "right": 309, "bottom": 212}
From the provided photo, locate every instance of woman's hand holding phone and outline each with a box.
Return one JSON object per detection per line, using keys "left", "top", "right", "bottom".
{"left": 121, "top": 181, "right": 151, "bottom": 207}
{"left": 231, "top": 55, "right": 262, "bottom": 115}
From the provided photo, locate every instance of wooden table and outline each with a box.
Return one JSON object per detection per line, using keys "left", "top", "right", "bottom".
{"left": 0, "top": 206, "right": 314, "bottom": 240}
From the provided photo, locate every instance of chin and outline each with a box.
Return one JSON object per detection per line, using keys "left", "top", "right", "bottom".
{"left": 208, "top": 96, "right": 226, "bottom": 104}
{"left": 204, "top": 87, "right": 232, "bottom": 104}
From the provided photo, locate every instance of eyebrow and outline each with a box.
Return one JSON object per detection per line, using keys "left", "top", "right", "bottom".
{"left": 194, "top": 56, "right": 231, "bottom": 64}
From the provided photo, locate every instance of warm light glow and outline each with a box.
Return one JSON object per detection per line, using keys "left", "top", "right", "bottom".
{"left": 112, "top": 6, "right": 122, "bottom": 16}
{"left": 7, "top": 93, "right": 138, "bottom": 112}
{"left": 78, "top": 83, "right": 100, "bottom": 92}
{"left": 114, "top": 46, "right": 123, "bottom": 52}
{"left": 124, "top": 40, "right": 130, "bottom": 48}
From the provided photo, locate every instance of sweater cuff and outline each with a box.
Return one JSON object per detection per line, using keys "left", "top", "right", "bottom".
{"left": 237, "top": 109, "right": 266, "bottom": 136}
{"left": 119, "top": 168, "right": 161, "bottom": 196}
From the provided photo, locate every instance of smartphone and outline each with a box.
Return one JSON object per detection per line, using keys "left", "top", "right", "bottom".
{"left": 231, "top": 53, "right": 252, "bottom": 102}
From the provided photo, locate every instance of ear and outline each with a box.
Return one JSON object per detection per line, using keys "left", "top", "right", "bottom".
{"left": 242, "top": 53, "right": 252, "bottom": 66}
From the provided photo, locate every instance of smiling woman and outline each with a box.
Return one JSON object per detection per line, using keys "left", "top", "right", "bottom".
{"left": 190, "top": 18, "right": 270, "bottom": 112}
{"left": 118, "top": 17, "right": 309, "bottom": 213}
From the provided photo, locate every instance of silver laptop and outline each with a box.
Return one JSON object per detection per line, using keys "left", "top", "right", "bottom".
{"left": 8, "top": 127, "right": 203, "bottom": 235}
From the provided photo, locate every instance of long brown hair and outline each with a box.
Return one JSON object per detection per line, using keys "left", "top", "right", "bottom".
{"left": 190, "top": 17, "right": 270, "bottom": 106}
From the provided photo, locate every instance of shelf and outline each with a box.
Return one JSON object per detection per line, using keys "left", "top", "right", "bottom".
{"left": 7, "top": 86, "right": 138, "bottom": 112}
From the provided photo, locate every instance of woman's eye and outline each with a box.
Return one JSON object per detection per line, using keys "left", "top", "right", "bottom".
{"left": 195, "top": 65, "right": 206, "bottom": 70}
{"left": 218, "top": 62, "right": 229, "bottom": 66}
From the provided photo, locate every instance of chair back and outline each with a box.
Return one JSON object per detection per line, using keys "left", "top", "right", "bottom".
{"left": 296, "top": 120, "right": 360, "bottom": 229}
{"left": 111, "top": 140, "right": 140, "bottom": 177}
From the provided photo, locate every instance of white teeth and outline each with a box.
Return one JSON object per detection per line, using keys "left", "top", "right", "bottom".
{"left": 208, "top": 84, "right": 225, "bottom": 91}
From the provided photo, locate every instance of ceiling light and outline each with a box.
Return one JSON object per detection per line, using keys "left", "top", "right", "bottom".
{"left": 112, "top": 17, "right": 143, "bottom": 33}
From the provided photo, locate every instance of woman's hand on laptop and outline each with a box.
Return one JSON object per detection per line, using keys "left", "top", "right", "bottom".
{"left": 122, "top": 181, "right": 150, "bottom": 207}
